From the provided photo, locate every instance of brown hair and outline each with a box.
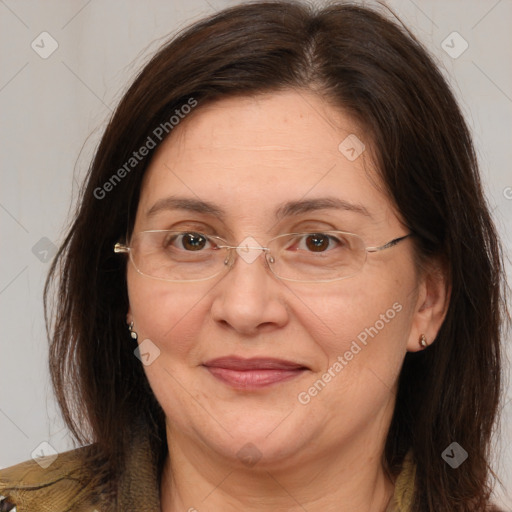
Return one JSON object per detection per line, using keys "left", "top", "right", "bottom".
{"left": 45, "top": 1, "right": 508, "bottom": 509}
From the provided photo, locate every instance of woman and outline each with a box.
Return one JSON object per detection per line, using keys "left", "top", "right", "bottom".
{"left": 0, "top": 1, "right": 507, "bottom": 510}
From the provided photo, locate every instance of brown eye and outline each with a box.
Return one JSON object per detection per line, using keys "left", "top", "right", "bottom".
{"left": 304, "top": 233, "right": 332, "bottom": 252}
{"left": 181, "top": 232, "right": 208, "bottom": 251}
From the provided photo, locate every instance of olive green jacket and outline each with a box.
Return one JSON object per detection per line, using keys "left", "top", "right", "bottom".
{"left": 0, "top": 434, "right": 415, "bottom": 512}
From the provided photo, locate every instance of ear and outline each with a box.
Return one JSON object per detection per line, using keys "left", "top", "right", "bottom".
{"left": 407, "top": 258, "right": 451, "bottom": 352}
{"left": 126, "top": 307, "right": 133, "bottom": 326}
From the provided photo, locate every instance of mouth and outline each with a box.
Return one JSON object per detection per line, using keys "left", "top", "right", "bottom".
{"left": 202, "top": 357, "right": 309, "bottom": 390}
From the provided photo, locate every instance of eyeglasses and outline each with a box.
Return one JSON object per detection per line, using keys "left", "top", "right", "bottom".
{"left": 114, "top": 230, "right": 411, "bottom": 283}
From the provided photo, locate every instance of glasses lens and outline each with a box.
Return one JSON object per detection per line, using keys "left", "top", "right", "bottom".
{"left": 129, "top": 231, "right": 227, "bottom": 281}
{"left": 267, "top": 231, "right": 366, "bottom": 282}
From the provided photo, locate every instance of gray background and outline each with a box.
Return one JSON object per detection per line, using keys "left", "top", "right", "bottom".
{"left": 0, "top": 0, "right": 511, "bottom": 506}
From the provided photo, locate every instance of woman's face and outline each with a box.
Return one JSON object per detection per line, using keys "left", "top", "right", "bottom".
{"left": 127, "top": 90, "right": 430, "bottom": 470}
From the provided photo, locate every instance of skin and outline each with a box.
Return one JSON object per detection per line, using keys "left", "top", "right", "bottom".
{"left": 126, "top": 90, "right": 449, "bottom": 512}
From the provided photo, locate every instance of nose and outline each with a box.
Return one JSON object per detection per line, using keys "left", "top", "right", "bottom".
{"left": 210, "top": 244, "right": 289, "bottom": 336}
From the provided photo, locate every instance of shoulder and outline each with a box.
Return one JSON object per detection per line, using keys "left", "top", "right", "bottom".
{"left": 0, "top": 445, "right": 112, "bottom": 511}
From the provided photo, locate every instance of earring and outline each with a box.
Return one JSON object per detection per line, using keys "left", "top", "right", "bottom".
{"left": 128, "top": 322, "right": 138, "bottom": 341}
{"left": 419, "top": 334, "right": 428, "bottom": 349}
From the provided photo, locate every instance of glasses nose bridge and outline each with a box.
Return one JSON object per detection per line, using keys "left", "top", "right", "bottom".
{"left": 222, "top": 242, "right": 272, "bottom": 268}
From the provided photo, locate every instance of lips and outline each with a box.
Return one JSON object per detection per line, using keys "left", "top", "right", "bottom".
{"left": 203, "top": 356, "right": 307, "bottom": 371}
{"left": 203, "top": 357, "right": 309, "bottom": 389}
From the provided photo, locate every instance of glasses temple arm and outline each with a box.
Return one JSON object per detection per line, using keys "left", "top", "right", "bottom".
{"left": 366, "top": 233, "right": 413, "bottom": 253}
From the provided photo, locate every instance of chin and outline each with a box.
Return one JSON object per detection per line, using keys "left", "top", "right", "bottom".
{"left": 191, "top": 411, "right": 320, "bottom": 471}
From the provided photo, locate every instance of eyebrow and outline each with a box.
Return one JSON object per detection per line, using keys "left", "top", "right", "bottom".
{"left": 274, "top": 197, "right": 372, "bottom": 220}
{"left": 147, "top": 197, "right": 224, "bottom": 218}
{"left": 146, "top": 195, "right": 372, "bottom": 221}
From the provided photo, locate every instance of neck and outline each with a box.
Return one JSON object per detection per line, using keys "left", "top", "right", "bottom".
{"left": 160, "top": 426, "right": 395, "bottom": 512}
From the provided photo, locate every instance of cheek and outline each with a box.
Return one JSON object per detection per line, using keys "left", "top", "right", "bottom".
{"left": 303, "top": 276, "right": 414, "bottom": 390}
{"left": 311, "top": 285, "right": 407, "bottom": 346}
{"left": 127, "top": 270, "right": 207, "bottom": 358}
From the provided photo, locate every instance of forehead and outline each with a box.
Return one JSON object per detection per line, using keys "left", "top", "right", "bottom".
{"left": 153, "top": 90, "right": 363, "bottom": 162}
{"left": 136, "top": 90, "right": 395, "bottom": 228}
